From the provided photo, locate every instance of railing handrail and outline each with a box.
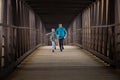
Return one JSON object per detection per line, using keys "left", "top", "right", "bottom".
{"left": 1, "top": 23, "right": 120, "bottom": 31}
{"left": 0, "top": 23, "right": 39, "bottom": 31}
{"left": 77, "top": 23, "right": 120, "bottom": 30}
{"left": 91, "top": 23, "right": 120, "bottom": 28}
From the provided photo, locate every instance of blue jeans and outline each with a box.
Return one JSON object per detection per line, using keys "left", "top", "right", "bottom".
{"left": 52, "top": 40, "right": 56, "bottom": 50}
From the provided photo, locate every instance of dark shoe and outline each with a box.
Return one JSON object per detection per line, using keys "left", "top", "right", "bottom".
{"left": 60, "top": 48, "right": 62, "bottom": 52}
{"left": 52, "top": 50, "right": 54, "bottom": 52}
{"left": 62, "top": 46, "right": 64, "bottom": 50}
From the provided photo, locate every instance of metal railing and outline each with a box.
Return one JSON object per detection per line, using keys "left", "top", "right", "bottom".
{"left": 0, "top": 23, "right": 43, "bottom": 79}
{"left": 75, "top": 23, "right": 120, "bottom": 66}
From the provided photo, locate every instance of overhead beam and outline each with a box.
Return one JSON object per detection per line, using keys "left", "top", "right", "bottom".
{"left": 38, "top": 13, "right": 79, "bottom": 15}
{"left": 24, "top": 0, "right": 93, "bottom": 3}
{"left": 27, "top": 3, "right": 91, "bottom": 7}
{"left": 27, "top": 2, "right": 92, "bottom": 5}
{"left": 30, "top": 6, "right": 87, "bottom": 9}
{"left": 35, "top": 9, "right": 81, "bottom": 12}
{"left": 29, "top": 5, "right": 87, "bottom": 8}
{"left": 36, "top": 12, "right": 81, "bottom": 15}
{"left": 32, "top": 7, "right": 83, "bottom": 10}
{"left": 29, "top": 4, "right": 87, "bottom": 6}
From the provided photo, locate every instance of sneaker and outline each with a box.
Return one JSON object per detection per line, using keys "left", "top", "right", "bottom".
{"left": 52, "top": 50, "right": 54, "bottom": 52}
{"left": 62, "top": 46, "right": 64, "bottom": 50}
{"left": 55, "top": 47, "right": 56, "bottom": 50}
{"left": 60, "top": 48, "right": 62, "bottom": 52}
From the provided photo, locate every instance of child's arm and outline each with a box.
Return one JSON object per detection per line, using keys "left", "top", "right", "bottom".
{"left": 46, "top": 32, "right": 51, "bottom": 36}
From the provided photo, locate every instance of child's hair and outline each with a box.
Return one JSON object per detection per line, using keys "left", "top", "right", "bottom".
{"left": 51, "top": 28, "right": 55, "bottom": 32}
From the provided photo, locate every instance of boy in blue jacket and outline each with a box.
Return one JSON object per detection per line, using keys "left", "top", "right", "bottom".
{"left": 56, "top": 24, "right": 67, "bottom": 52}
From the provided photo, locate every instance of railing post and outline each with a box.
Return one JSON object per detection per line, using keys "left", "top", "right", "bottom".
{"left": 0, "top": 26, "right": 2, "bottom": 67}
{"left": 13, "top": 28, "right": 17, "bottom": 60}
{"left": 114, "top": 0, "right": 120, "bottom": 68}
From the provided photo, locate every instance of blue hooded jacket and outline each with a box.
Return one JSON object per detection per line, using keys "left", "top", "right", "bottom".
{"left": 56, "top": 27, "right": 67, "bottom": 39}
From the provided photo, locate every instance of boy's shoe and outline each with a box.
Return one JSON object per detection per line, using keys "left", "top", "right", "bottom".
{"left": 62, "top": 46, "right": 64, "bottom": 50}
{"left": 52, "top": 50, "right": 54, "bottom": 52}
{"left": 60, "top": 48, "right": 62, "bottom": 52}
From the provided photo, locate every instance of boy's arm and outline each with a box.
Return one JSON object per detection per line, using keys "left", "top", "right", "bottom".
{"left": 56, "top": 29, "right": 59, "bottom": 38}
{"left": 64, "top": 28, "right": 67, "bottom": 38}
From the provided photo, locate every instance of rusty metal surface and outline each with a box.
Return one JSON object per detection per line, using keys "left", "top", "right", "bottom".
{"left": 66, "top": 0, "right": 120, "bottom": 67}
{"left": 0, "top": 0, "right": 47, "bottom": 79}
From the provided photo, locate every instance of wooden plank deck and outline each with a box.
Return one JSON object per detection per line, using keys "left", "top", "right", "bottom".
{"left": 6, "top": 46, "right": 120, "bottom": 80}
